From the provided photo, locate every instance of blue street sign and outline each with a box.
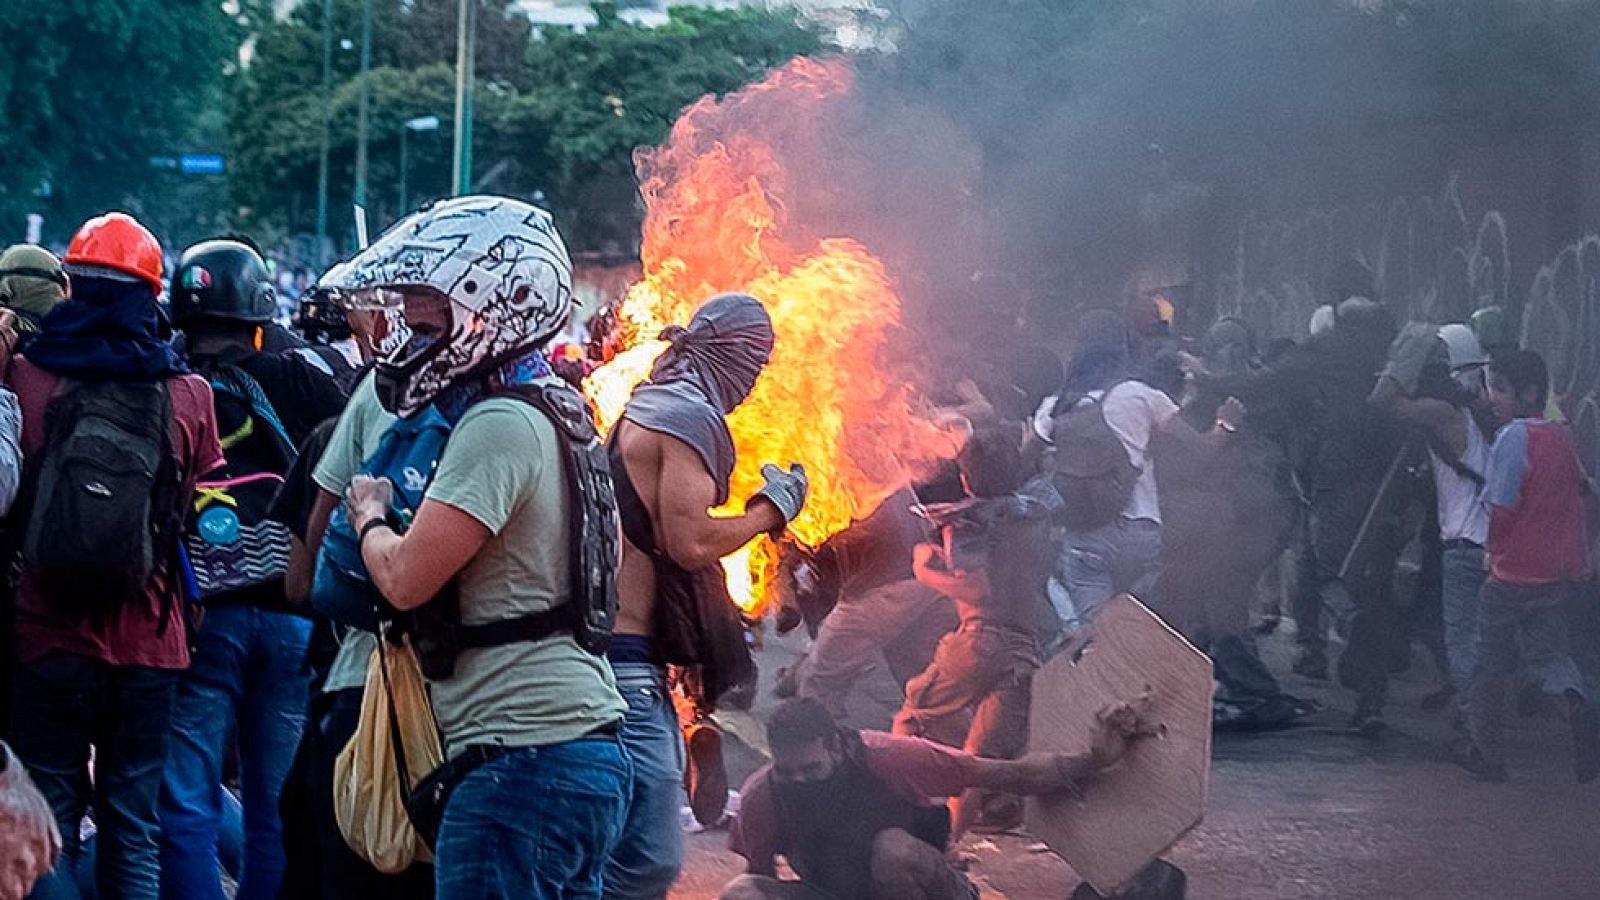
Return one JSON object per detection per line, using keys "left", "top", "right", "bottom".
{"left": 180, "top": 154, "right": 225, "bottom": 175}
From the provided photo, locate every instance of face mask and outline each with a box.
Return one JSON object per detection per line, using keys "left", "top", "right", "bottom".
{"left": 375, "top": 330, "right": 446, "bottom": 415}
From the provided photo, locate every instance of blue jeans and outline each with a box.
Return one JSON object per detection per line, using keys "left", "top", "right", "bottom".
{"left": 435, "top": 737, "right": 632, "bottom": 900}
{"left": 1468, "top": 580, "right": 1589, "bottom": 763}
{"left": 1441, "top": 545, "right": 1487, "bottom": 700}
{"left": 1057, "top": 518, "right": 1164, "bottom": 628}
{"left": 8, "top": 653, "right": 178, "bottom": 900}
{"left": 604, "top": 664, "right": 685, "bottom": 900}
{"left": 158, "top": 604, "right": 312, "bottom": 900}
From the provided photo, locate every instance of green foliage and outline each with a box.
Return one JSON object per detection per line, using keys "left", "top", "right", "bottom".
{"left": 229, "top": 0, "right": 823, "bottom": 259}
{"left": 0, "top": 0, "right": 247, "bottom": 249}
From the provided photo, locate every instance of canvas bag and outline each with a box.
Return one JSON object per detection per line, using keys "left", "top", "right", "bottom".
{"left": 332, "top": 634, "right": 443, "bottom": 873}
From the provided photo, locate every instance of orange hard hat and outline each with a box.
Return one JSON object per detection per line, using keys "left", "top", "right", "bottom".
{"left": 65, "top": 212, "right": 164, "bottom": 290}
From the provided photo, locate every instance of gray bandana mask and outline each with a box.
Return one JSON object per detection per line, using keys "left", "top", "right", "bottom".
{"left": 621, "top": 293, "right": 775, "bottom": 504}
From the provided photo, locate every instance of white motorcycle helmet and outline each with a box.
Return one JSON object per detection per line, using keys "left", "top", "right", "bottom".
{"left": 333, "top": 196, "right": 574, "bottom": 415}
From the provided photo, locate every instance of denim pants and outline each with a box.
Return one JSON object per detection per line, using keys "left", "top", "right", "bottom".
{"left": 1468, "top": 580, "right": 1589, "bottom": 763}
{"left": 435, "top": 736, "right": 632, "bottom": 900}
{"left": 158, "top": 604, "right": 312, "bottom": 900}
{"left": 1440, "top": 545, "right": 1488, "bottom": 699}
{"left": 1056, "top": 517, "right": 1164, "bottom": 628}
{"left": 8, "top": 652, "right": 178, "bottom": 900}
{"left": 604, "top": 663, "right": 685, "bottom": 900}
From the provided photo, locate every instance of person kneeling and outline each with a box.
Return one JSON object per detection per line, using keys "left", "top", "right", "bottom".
{"left": 722, "top": 696, "right": 1152, "bottom": 900}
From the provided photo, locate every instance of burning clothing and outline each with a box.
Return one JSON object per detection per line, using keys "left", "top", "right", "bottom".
{"left": 622, "top": 293, "right": 774, "bottom": 505}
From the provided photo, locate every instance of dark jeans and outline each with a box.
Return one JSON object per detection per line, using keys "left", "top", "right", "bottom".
{"left": 1300, "top": 488, "right": 1403, "bottom": 710}
{"left": 159, "top": 604, "right": 312, "bottom": 900}
{"left": 1468, "top": 580, "right": 1589, "bottom": 764}
{"left": 9, "top": 652, "right": 178, "bottom": 900}
{"left": 435, "top": 737, "right": 632, "bottom": 900}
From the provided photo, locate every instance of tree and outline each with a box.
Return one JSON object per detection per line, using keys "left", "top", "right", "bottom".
{"left": 228, "top": 0, "right": 823, "bottom": 259}
{"left": 0, "top": 0, "right": 249, "bottom": 249}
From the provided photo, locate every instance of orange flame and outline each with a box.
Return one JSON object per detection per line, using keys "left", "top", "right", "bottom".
{"left": 585, "top": 58, "right": 954, "bottom": 613}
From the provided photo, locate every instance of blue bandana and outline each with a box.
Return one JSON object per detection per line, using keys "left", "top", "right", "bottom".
{"left": 432, "top": 348, "right": 553, "bottom": 424}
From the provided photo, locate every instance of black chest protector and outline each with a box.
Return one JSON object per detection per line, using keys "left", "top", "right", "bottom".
{"left": 407, "top": 382, "right": 619, "bottom": 679}
{"left": 771, "top": 738, "right": 951, "bottom": 899}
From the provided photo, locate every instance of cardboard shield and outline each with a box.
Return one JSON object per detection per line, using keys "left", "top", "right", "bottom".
{"left": 1025, "top": 594, "right": 1213, "bottom": 895}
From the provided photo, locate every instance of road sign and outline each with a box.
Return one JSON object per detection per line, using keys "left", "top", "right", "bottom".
{"left": 180, "top": 154, "right": 225, "bottom": 175}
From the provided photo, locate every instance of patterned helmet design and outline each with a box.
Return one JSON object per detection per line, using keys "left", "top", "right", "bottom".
{"left": 334, "top": 195, "right": 573, "bottom": 415}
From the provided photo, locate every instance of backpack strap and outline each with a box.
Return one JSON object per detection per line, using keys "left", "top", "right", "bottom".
{"left": 1422, "top": 429, "right": 1485, "bottom": 488}
{"left": 205, "top": 363, "right": 297, "bottom": 471}
{"left": 486, "top": 382, "right": 618, "bottom": 655}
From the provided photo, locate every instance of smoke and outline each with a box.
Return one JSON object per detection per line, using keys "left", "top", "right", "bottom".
{"left": 737, "top": 0, "right": 1600, "bottom": 361}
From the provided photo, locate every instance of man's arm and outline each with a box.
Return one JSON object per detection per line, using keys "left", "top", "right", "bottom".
{"left": 285, "top": 489, "right": 340, "bottom": 606}
{"left": 355, "top": 493, "right": 492, "bottom": 611}
{"left": 911, "top": 542, "right": 988, "bottom": 604}
{"left": 1368, "top": 376, "right": 1466, "bottom": 459}
{"left": 652, "top": 432, "right": 784, "bottom": 570}
{"left": 964, "top": 698, "right": 1156, "bottom": 795}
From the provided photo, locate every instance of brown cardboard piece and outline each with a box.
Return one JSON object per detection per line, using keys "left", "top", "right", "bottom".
{"left": 1025, "top": 594, "right": 1213, "bottom": 895}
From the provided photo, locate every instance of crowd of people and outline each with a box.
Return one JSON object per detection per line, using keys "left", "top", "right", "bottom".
{"left": 0, "top": 198, "right": 1593, "bottom": 900}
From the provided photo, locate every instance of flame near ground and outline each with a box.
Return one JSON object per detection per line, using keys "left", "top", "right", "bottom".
{"left": 584, "top": 58, "right": 957, "bottom": 614}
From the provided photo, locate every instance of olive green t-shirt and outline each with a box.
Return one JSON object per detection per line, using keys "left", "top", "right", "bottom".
{"left": 421, "top": 391, "right": 624, "bottom": 753}
{"left": 312, "top": 374, "right": 392, "bottom": 694}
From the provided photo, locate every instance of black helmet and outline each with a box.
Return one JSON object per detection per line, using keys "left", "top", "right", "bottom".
{"left": 170, "top": 240, "right": 276, "bottom": 327}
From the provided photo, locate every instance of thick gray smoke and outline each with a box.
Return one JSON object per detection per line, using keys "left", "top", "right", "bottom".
{"left": 769, "top": 0, "right": 1600, "bottom": 362}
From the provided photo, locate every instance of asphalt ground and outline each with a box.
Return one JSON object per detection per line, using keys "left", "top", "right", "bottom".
{"left": 669, "top": 622, "right": 1600, "bottom": 900}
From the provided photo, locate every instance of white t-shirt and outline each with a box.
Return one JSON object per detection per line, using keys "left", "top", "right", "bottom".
{"left": 1099, "top": 380, "right": 1181, "bottom": 525}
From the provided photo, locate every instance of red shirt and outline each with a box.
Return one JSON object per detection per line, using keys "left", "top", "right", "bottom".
{"left": 729, "top": 731, "right": 980, "bottom": 873}
{"left": 9, "top": 357, "right": 224, "bottom": 669}
{"left": 1483, "top": 418, "right": 1590, "bottom": 585}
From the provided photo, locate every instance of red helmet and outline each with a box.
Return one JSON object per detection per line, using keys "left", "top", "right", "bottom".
{"left": 65, "top": 212, "right": 164, "bottom": 291}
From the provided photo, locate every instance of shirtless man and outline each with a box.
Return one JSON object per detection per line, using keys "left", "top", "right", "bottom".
{"left": 604, "top": 293, "right": 809, "bottom": 900}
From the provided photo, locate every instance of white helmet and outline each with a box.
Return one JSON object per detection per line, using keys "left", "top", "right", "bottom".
{"left": 1437, "top": 322, "right": 1489, "bottom": 372}
{"left": 334, "top": 196, "right": 573, "bottom": 415}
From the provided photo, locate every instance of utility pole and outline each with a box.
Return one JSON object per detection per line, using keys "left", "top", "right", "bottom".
{"left": 399, "top": 115, "right": 440, "bottom": 215}
{"left": 315, "top": 0, "right": 333, "bottom": 267}
{"left": 452, "top": 0, "right": 477, "bottom": 196}
{"left": 353, "top": 0, "right": 374, "bottom": 209}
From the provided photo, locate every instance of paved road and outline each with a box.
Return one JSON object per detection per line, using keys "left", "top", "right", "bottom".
{"left": 670, "top": 627, "right": 1600, "bottom": 899}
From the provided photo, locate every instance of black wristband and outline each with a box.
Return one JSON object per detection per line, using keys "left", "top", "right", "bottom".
{"left": 358, "top": 517, "right": 391, "bottom": 545}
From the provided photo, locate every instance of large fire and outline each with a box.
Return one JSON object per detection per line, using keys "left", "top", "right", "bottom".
{"left": 584, "top": 57, "right": 954, "bottom": 614}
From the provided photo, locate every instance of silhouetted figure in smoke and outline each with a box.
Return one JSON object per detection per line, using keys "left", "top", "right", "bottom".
{"left": 1149, "top": 319, "right": 1311, "bottom": 730}
{"left": 1202, "top": 291, "right": 1406, "bottom": 737}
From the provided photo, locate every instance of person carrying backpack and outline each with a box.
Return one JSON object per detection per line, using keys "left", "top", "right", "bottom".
{"left": 317, "top": 196, "right": 629, "bottom": 900}
{"left": 5, "top": 212, "right": 224, "bottom": 900}
{"left": 156, "top": 239, "right": 348, "bottom": 900}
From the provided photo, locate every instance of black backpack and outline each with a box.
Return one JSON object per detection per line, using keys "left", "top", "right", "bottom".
{"left": 406, "top": 381, "right": 619, "bottom": 679}
{"left": 1049, "top": 392, "right": 1139, "bottom": 530}
{"left": 184, "top": 362, "right": 298, "bottom": 599}
{"left": 21, "top": 379, "right": 184, "bottom": 623}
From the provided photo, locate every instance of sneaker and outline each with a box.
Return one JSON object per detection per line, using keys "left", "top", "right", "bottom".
{"left": 1292, "top": 649, "right": 1329, "bottom": 681}
{"left": 1454, "top": 743, "right": 1509, "bottom": 783}
{"left": 685, "top": 721, "right": 729, "bottom": 828}
{"left": 1570, "top": 699, "right": 1600, "bottom": 784}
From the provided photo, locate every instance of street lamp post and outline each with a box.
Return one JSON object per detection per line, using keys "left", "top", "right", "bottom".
{"left": 315, "top": 0, "right": 333, "bottom": 267}
{"left": 452, "top": 0, "right": 477, "bottom": 196}
{"left": 399, "top": 115, "right": 441, "bottom": 215}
